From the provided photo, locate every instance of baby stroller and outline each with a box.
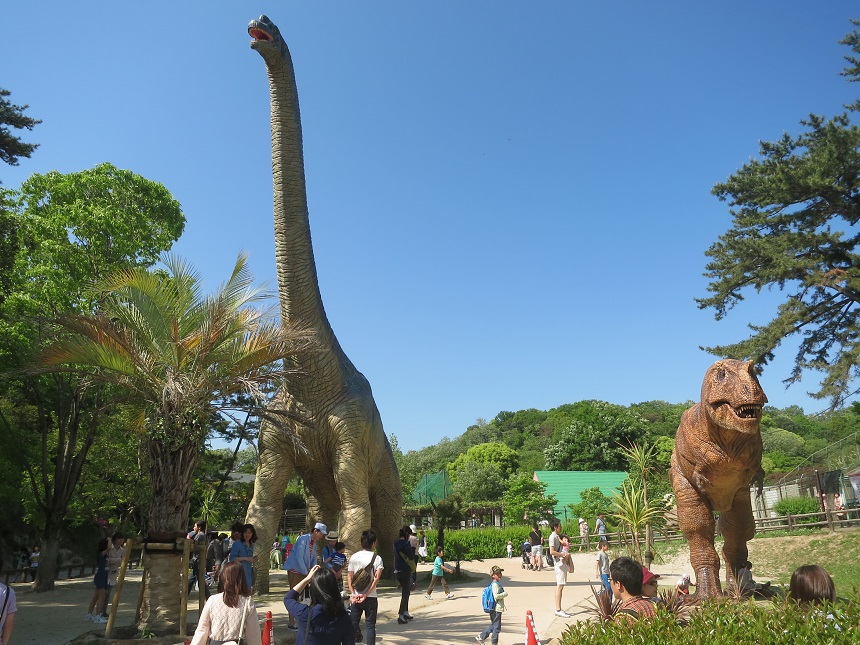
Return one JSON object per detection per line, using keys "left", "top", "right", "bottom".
{"left": 520, "top": 541, "right": 533, "bottom": 569}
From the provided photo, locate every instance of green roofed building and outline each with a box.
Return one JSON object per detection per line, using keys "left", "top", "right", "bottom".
{"left": 533, "top": 470, "right": 628, "bottom": 520}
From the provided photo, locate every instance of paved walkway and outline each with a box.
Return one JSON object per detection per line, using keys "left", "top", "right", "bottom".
{"left": 12, "top": 549, "right": 689, "bottom": 644}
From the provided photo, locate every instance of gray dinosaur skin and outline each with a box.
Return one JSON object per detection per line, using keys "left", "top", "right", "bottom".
{"left": 245, "top": 15, "right": 403, "bottom": 592}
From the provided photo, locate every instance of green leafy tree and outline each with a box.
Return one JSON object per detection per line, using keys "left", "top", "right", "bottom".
{"left": 430, "top": 494, "right": 464, "bottom": 549}
{"left": 543, "top": 401, "right": 650, "bottom": 470}
{"left": 699, "top": 22, "right": 860, "bottom": 409}
{"left": 448, "top": 442, "right": 518, "bottom": 482}
{"left": 38, "top": 254, "right": 316, "bottom": 631}
{"left": 761, "top": 427, "right": 806, "bottom": 456}
{"left": 452, "top": 461, "right": 506, "bottom": 502}
{"left": 502, "top": 473, "right": 557, "bottom": 525}
{"left": 567, "top": 487, "right": 613, "bottom": 527}
{"left": 0, "top": 87, "right": 40, "bottom": 179}
{"left": 0, "top": 164, "right": 183, "bottom": 591}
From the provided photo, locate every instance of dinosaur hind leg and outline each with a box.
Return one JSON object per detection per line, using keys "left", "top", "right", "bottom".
{"left": 719, "top": 488, "right": 756, "bottom": 589}
{"left": 671, "top": 461, "right": 721, "bottom": 597}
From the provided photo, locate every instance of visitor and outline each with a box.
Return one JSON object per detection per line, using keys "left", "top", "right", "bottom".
{"left": 15, "top": 547, "right": 29, "bottom": 583}
{"left": 548, "top": 519, "right": 571, "bottom": 618}
{"left": 189, "top": 561, "right": 262, "bottom": 645}
{"left": 348, "top": 529, "right": 383, "bottom": 645}
{"left": 0, "top": 580, "right": 16, "bottom": 645}
{"left": 101, "top": 533, "right": 126, "bottom": 618}
{"left": 85, "top": 538, "right": 110, "bottom": 623}
{"left": 283, "top": 564, "right": 354, "bottom": 644}
{"left": 408, "top": 525, "right": 419, "bottom": 589}
{"left": 424, "top": 545, "right": 455, "bottom": 600}
{"left": 595, "top": 513, "right": 607, "bottom": 537}
{"left": 506, "top": 540, "right": 513, "bottom": 559}
{"left": 609, "top": 556, "right": 656, "bottom": 622}
{"left": 578, "top": 517, "right": 590, "bottom": 552}
{"left": 789, "top": 564, "right": 836, "bottom": 605}
{"left": 475, "top": 565, "right": 508, "bottom": 644}
{"left": 208, "top": 532, "right": 225, "bottom": 583}
{"left": 641, "top": 567, "right": 662, "bottom": 603}
{"left": 675, "top": 573, "right": 691, "bottom": 596}
{"left": 393, "top": 526, "right": 417, "bottom": 624}
{"left": 418, "top": 530, "right": 428, "bottom": 563}
{"left": 528, "top": 524, "right": 543, "bottom": 571}
{"left": 187, "top": 520, "right": 209, "bottom": 597}
{"left": 230, "top": 523, "right": 259, "bottom": 592}
{"left": 321, "top": 530, "right": 339, "bottom": 573}
{"left": 284, "top": 521, "right": 327, "bottom": 631}
{"left": 28, "top": 545, "right": 40, "bottom": 581}
{"left": 595, "top": 539, "right": 611, "bottom": 599}
{"left": 325, "top": 542, "right": 347, "bottom": 597}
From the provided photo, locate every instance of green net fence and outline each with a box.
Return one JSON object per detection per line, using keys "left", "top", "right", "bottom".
{"left": 411, "top": 470, "right": 453, "bottom": 505}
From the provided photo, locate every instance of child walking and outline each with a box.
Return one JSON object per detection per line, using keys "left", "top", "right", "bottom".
{"left": 424, "top": 545, "right": 455, "bottom": 600}
{"left": 476, "top": 565, "right": 508, "bottom": 644}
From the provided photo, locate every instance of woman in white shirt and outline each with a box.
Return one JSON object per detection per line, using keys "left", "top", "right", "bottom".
{"left": 190, "top": 561, "right": 262, "bottom": 645}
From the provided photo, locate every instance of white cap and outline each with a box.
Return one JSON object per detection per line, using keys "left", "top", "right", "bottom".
{"left": 314, "top": 522, "right": 328, "bottom": 534}
{"left": 578, "top": 518, "right": 585, "bottom": 523}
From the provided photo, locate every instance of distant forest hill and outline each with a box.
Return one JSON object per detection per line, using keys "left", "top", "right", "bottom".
{"left": 389, "top": 400, "right": 860, "bottom": 505}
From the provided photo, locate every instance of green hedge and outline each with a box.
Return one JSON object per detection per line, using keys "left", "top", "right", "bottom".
{"left": 424, "top": 524, "right": 580, "bottom": 561}
{"left": 559, "top": 596, "right": 858, "bottom": 644}
{"left": 773, "top": 496, "right": 821, "bottom": 523}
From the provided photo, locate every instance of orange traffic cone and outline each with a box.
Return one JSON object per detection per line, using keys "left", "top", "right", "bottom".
{"left": 526, "top": 609, "right": 540, "bottom": 645}
{"left": 262, "top": 610, "right": 274, "bottom": 645}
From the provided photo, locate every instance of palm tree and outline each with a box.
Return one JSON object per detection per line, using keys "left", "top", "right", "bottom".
{"left": 610, "top": 479, "right": 662, "bottom": 564}
{"left": 618, "top": 441, "right": 659, "bottom": 566}
{"left": 40, "top": 253, "right": 315, "bottom": 633}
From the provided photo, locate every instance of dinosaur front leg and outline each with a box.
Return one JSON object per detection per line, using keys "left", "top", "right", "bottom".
{"left": 719, "top": 487, "right": 756, "bottom": 589}
{"left": 672, "top": 465, "right": 721, "bottom": 598}
{"left": 246, "top": 419, "right": 295, "bottom": 594}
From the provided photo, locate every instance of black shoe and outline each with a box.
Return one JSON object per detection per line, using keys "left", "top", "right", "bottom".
{"left": 355, "top": 631, "right": 363, "bottom": 642}
{"left": 397, "top": 615, "right": 408, "bottom": 624}
{"left": 403, "top": 613, "right": 414, "bottom": 620}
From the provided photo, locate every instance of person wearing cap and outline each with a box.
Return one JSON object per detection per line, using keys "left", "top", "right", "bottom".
{"left": 641, "top": 566, "right": 662, "bottom": 603}
{"left": 476, "top": 565, "right": 507, "bottom": 644}
{"left": 676, "top": 573, "right": 691, "bottom": 596}
{"left": 578, "top": 517, "right": 590, "bottom": 552}
{"left": 595, "top": 513, "right": 607, "bottom": 537}
{"left": 284, "top": 521, "right": 327, "bottom": 630}
{"left": 322, "top": 530, "right": 339, "bottom": 571}
{"left": 609, "top": 557, "right": 656, "bottom": 623}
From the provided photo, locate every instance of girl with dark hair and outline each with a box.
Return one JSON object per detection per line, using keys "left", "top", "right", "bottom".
{"left": 284, "top": 564, "right": 354, "bottom": 644}
{"left": 190, "top": 561, "right": 262, "bottom": 645}
{"left": 230, "top": 523, "right": 259, "bottom": 590}
{"left": 789, "top": 564, "right": 836, "bottom": 605}
{"left": 85, "top": 539, "right": 110, "bottom": 623}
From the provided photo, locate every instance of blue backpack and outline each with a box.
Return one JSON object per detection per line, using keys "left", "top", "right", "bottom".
{"left": 482, "top": 582, "right": 497, "bottom": 613}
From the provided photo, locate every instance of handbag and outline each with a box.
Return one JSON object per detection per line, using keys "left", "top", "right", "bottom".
{"left": 351, "top": 555, "right": 377, "bottom": 594}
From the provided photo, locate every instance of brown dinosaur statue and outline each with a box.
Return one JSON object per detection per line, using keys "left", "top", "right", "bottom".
{"left": 670, "top": 359, "right": 767, "bottom": 598}
{"left": 244, "top": 15, "right": 403, "bottom": 592}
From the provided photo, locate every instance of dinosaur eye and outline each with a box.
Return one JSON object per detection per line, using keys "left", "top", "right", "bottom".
{"left": 716, "top": 368, "right": 726, "bottom": 381}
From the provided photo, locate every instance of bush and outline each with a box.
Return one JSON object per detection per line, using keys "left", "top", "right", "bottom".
{"left": 558, "top": 595, "right": 859, "bottom": 645}
{"left": 773, "top": 496, "right": 821, "bottom": 523}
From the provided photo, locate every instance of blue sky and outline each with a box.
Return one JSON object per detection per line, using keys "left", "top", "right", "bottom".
{"left": 3, "top": 2, "right": 858, "bottom": 452}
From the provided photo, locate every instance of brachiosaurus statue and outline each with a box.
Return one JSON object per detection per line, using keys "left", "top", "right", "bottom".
{"left": 670, "top": 359, "right": 767, "bottom": 598}
{"left": 245, "top": 14, "right": 403, "bottom": 592}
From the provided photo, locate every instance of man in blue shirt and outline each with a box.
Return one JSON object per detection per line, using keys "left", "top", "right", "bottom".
{"left": 283, "top": 521, "right": 327, "bottom": 630}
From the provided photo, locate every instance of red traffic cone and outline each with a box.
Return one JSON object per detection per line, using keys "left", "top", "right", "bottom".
{"left": 262, "top": 610, "right": 273, "bottom": 645}
{"left": 526, "top": 609, "right": 540, "bottom": 645}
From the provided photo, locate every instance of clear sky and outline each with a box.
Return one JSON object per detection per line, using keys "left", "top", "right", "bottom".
{"left": 2, "top": 2, "right": 858, "bottom": 452}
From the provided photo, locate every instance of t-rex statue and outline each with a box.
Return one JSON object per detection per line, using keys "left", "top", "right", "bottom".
{"left": 245, "top": 15, "right": 403, "bottom": 592}
{"left": 670, "top": 359, "right": 767, "bottom": 598}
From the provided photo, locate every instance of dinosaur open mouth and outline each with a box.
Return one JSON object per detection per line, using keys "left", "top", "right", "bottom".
{"left": 735, "top": 404, "right": 762, "bottom": 419}
{"left": 249, "top": 28, "right": 272, "bottom": 41}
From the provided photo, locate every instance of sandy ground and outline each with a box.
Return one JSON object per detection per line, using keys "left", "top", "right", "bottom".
{"left": 8, "top": 548, "right": 696, "bottom": 645}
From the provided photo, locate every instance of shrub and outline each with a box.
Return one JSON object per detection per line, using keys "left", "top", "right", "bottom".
{"left": 773, "top": 496, "right": 821, "bottom": 523}
{"left": 558, "top": 594, "right": 859, "bottom": 645}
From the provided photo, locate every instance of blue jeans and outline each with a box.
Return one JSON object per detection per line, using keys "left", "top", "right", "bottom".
{"left": 350, "top": 596, "right": 378, "bottom": 645}
{"left": 600, "top": 573, "right": 612, "bottom": 600}
{"left": 480, "top": 610, "right": 502, "bottom": 644}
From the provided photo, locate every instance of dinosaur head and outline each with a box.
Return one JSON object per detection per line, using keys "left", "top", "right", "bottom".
{"left": 701, "top": 359, "right": 768, "bottom": 435}
{"left": 248, "top": 15, "right": 288, "bottom": 63}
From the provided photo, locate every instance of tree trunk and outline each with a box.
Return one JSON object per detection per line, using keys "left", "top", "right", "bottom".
{"left": 33, "top": 519, "right": 64, "bottom": 592}
{"left": 137, "top": 436, "right": 200, "bottom": 632}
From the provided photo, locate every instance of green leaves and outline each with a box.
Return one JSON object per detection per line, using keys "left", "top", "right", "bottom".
{"left": 700, "top": 24, "right": 860, "bottom": 409}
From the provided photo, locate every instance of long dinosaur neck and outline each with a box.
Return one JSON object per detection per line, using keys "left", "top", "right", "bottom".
{"left": 265, "top": 49, "right": 344, "bottom": 380}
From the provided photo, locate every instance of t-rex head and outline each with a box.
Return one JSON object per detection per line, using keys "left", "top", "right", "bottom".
{"left": 701, "top": 359, "right": 768, "bottom": 435}
{"left": 248, "top": 15, "right": 289, "bottom": 64}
